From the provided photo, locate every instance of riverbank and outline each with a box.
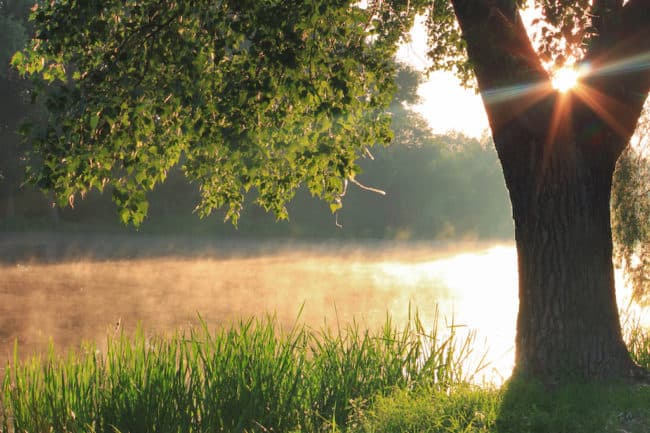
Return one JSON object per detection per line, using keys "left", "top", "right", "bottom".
{"left": 2, "top": 313, "right": 649, "bottom": 433}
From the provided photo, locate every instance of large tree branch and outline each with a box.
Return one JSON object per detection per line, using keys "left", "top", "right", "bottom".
{"left": 592, "top": 0, "right": 624, "bottom": 38}
{"left": 450, "top": 0, "right": 549, "bottom": 134}
{"left": 582, "top": 0, "right": 650, "bottom": 154}
{"left": 593, "top": 0, "right": 624, "bottom": 9}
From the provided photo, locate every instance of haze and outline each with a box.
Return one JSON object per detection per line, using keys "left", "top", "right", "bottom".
{"left": 1, "top": 2, "right": 648, "bottom": 388}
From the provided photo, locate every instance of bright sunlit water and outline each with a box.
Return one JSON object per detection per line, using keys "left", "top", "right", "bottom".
{"left": 378, "top": 245, "right": 519, "bottom": 381}
{"left": 377, "top": 244, "right": 648, "bottom": 383}
{"left": 1, "top": 238, "right": 646, "bottom": 384}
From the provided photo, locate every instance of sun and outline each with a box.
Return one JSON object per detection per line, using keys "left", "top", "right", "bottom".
{"left": 551, "top": 66, "right": 580, "bottom": 93}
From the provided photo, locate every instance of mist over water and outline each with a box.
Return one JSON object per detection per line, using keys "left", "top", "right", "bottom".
{"left": 0, "top": 234, "right": 645, "bottom": 383}
{"left": 0, "top": 234, "right": 515, "bottom": 377}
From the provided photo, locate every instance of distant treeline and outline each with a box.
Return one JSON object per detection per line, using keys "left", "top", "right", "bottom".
{"left": 1, "top": 134, "right": 513, "bottom": 241}
{"left": 0, "top": 3, "right": 512, "bottom": 241}
{"left": 150, "top": 130, "right": 514, "bottom": 241}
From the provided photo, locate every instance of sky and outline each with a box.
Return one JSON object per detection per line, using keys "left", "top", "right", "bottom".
{"left": 394, "top": 6, "right": 552, "bottom": 139}
{"left": 397, "top": 12, "right": 649, "bottom": 145}
{"left": 395, "top": 16, "right": 490, "bottom": 138}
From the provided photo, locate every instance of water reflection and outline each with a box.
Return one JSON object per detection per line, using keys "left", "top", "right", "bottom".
{"left": 0, "top": 241, "right": 645, "bottom": 384}
{"left": 378, "top": 245, "right": 519, "bottom": 381}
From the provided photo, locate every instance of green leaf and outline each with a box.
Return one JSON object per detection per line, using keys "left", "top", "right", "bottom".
{"left": 10, "top": 51, "right": 24, "bottom": 68}
{"left": 89, "top": 114, "right": 99, "bottom": 131}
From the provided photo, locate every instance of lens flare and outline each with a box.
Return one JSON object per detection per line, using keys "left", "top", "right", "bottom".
{"left": 551, "top": 66, "right": 579, "bottom": 92}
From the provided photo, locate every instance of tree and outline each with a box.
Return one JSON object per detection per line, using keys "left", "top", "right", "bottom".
{"left": 612, "top": 101, "right": 650, "bottom": 306}
{"left": 11, "top": 0, "right": 650, "bottom": 383}
{"left": 0, "top": 0, "right": 29, "bottom": 216}
{"left": 433, "top": 0, "right": 650, "bottom": 383}
{"left": 11, "top": 0, "right": 416, "bottom": 225}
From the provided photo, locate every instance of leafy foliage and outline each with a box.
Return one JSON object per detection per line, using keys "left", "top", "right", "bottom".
{"left": 12, "top": 0, "right": 424, "bottom": 225}
{"left": 612, "top": 102, "right": 650, "bottom": 305}
{"left": 2, "top": 61, "right": 513, "bottom": 241}
{"left": 424, "top": 0, "right": 475, "bottom": 87}
{"left": 0, "top": 0, "right": 30, "bottom": 78}
{"left": 530, "top": 0, "right": 592, "bottom": 65}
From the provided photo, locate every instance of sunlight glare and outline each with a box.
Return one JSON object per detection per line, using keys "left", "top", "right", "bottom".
{"left": 378, "top": 245, "right": 519, "bottom": 382}
{"left": 551, "top": 66, "right": 579, "bottom": 93}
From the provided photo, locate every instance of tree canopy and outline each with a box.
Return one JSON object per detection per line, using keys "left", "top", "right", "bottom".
{"left": 11, "top": 0, "right": 426, "bottom": 225}
{"left": 11, "top": 0, "right": 649, "bottom": 222}
{"left": 612, "top": 103, "right": 650, "bottom": 304}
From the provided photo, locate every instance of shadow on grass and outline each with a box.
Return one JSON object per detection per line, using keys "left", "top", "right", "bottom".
{"left": 495, "top": 378, "right": 650, "bottom": 433}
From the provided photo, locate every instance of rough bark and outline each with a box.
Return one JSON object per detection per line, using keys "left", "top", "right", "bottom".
{"left": 503, "top": 95, "right": 637, "bottom": 381}
{"left": 450, "top": 0, "right": 650, "bottom": 382}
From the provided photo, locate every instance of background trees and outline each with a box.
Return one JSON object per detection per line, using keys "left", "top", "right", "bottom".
{"left": 612, "top": 102, "right": 650, "bottom": 305}
{"left": 0, "top": 0, "right": 32, "bottom": 220}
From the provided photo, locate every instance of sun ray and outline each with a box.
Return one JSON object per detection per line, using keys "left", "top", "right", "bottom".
{"left": 551, "top": 67, "right": 579, "bottom": 93}
{"left": 541, "top": 90, "right": 574, "bottom": 183}
{"left": 462, "top": 51, "right": 649, "bottom": 160}
{"left": 587, "top": 51, "right": 650, "bottom": 78}
{"left": 480, "top": 81, "right": 552, "bottom": 128}
{"left": 572, "top": 84, "right": 638, "bottom": 139}
{"left": 481, "top": 81, "right": 548, "bottom": 105}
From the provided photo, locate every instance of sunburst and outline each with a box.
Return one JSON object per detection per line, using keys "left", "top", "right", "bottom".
{"left": 551, "top": 66, "right": 580, "bottom": 93}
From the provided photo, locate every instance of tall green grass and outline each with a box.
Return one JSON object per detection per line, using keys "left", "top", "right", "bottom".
{"left": 354, "top": 318, "right": 650, "bottom": 433}
{"left": 625, "top": 318, "right": 650, "bottom": 370}
{"left": 1, "top": 310, "right": 487, "bottom": 433}
{"left": 3, "top": 310, "right": 648, "bottom": 433}
{"left": 351, "top": 385, "right": 501, "bottom": 433}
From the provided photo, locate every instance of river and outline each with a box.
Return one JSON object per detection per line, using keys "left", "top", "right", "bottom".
{"left": 0, "top": 235, "right": 645, "bottom": 383}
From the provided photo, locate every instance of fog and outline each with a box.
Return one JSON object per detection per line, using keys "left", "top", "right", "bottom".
{"left": 3, "top": 232, "right": 648, "bottom": 387}
{"left": 0, "top": 233, "right": 519, "bottom": 380}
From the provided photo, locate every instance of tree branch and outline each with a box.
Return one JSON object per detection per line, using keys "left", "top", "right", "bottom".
{"left": 591, "top": 0, "right": 624, "bottom": 37}
{"left": 582, "top": 0, "right": 650, "bottom": 153}
{"left": 450, "top": 0, "right": 549, "bottom": 134}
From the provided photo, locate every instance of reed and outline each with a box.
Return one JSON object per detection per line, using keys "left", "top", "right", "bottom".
{"left": 1, "top": 310, "right": 484, "bottom": 433}
{"left": 625, "top": 320, "right": 650, "bottom": 369}
{"left": 3, "top": 310, "right": 647, "bottom": 433}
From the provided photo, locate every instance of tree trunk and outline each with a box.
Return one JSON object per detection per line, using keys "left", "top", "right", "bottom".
{"left": 449, "top": 0, "right": 650, "bottom": 383}
{"left": 500, "top": 120, "right": 637, "bottom": 381}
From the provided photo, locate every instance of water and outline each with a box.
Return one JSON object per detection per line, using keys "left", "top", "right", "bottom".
{"left": 379, "top": 245, "right": 519, "bottom": 380}
{"left": 0, "top": 236, "right": 643, "bottom": 383}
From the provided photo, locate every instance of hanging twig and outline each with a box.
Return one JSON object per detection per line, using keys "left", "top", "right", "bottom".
{"left": 349, "top": 177, "right": 386, "bottom": 195}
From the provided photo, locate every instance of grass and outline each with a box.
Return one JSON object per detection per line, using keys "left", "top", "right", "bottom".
{"left": 626, "top": 316, "right": 650, "bottom": 369}
{"left": 1, "top": 310, "right": 648, "bottom": 433}
{"left": 494, "top": 380, "right": 650, "bottom": 433}
{"left": 341, "top": 324, "right": 650, "bottom": 433}
{"left": 1, "top": 309, "right": 488, "bottom": 433}
{"left": 353, "top": 379, "right": 650, "bottom": 433}
{"left": 354, "top": 385, "right": 501, "bottom": 433}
